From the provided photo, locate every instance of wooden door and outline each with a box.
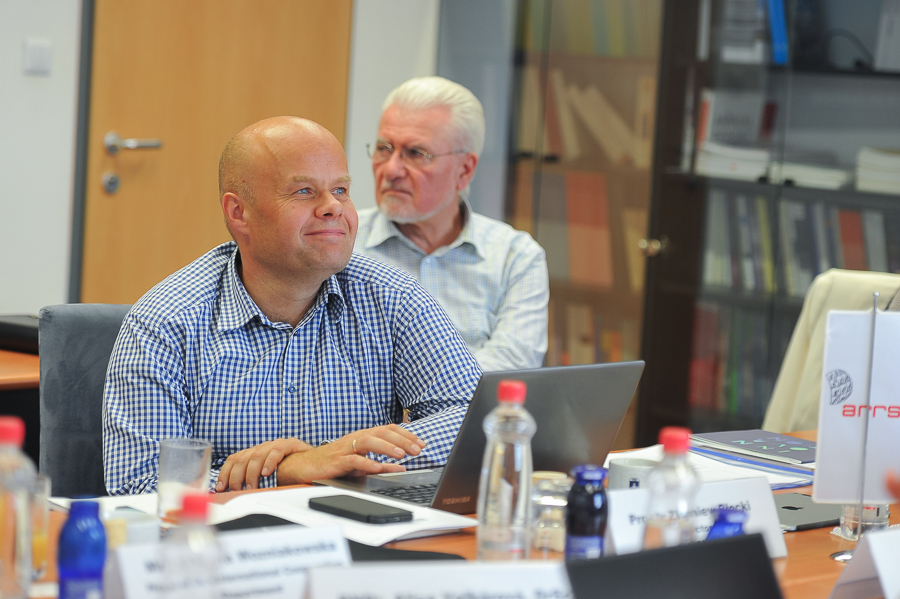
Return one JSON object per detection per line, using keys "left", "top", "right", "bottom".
{"left": 81, "top": 0, "right": 353, "bottom": 303}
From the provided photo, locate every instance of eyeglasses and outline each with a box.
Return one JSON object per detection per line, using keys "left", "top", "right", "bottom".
{"left": 367, "top": 141, "right": 467, "bottom": 168}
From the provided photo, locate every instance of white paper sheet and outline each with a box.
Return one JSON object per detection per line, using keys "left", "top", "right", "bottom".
{"left": 604, "top": 445, "right": 811, "bottom": 489}
{"left": 50, "top": 493, "right": 158, "bottom": 516}
{"left": 210, "top": 486, "right": 476, "bottom": 546}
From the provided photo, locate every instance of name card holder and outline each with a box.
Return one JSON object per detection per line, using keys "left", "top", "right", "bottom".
{"left": 830, "top": 528, "right": 900, "bottom": 599}
{"left": 607, "top": 477, "right": 786, "bottom": 558}
{"left": 308, "top": 561, "right": 572, "bottom": 599}
{"left": 109, "top": 525, "right": 350, "bottom": 599}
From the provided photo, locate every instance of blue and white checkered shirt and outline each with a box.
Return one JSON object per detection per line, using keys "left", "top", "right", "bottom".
{"left": 355, "top": 201, "right": 549, "bottom": 372}
{"left": 102, "top": 242, "right": 482, "bottom": 495}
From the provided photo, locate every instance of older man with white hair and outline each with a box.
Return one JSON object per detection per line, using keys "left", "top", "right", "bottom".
{"left": 355, "top": 76, "right": 549, "bottom": 372}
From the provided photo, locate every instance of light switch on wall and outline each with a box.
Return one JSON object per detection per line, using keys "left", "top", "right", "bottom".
{"left": 23, "top": 38, "right": 52, "bottom": 76}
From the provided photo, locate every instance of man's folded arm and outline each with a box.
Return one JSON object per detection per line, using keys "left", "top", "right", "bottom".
{"left": 383, "top": 287, "right": 483, "bottom": 468}
{"left": 102, "top": 314, "right": 199, "bottom": 495}
{"left": 474, "top": 239, "right": 549, "bottom": 372}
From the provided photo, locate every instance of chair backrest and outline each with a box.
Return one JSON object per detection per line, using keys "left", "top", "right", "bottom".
{"left": 39, "top": 303, "right": 131, "bottom": 497}
{"left": 763, "top": 269, "right": 900, "bottom": 433}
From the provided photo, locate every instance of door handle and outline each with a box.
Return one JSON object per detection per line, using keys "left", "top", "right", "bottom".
{"left": 103, "top": 131, "right": 163, "bottom": 155}
{"left": 638, "top": 236, "right": 670, "bottom": 257}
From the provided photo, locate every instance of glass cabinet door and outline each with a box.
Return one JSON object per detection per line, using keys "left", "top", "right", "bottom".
{"left": 638, "top": 0, "right": 900, "bottom": 445}
{"left": 507, "top": 0, "right": 665, "bottom": 447}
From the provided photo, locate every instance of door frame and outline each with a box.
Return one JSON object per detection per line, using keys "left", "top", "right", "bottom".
{"left": 68, "top": 0, "right": 96, "bottom": 303}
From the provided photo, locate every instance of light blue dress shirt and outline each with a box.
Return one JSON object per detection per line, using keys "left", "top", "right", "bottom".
{"left": 102, "top": 242, "right": 482, "bottom": 495}
{"left": 355, "top": 202, "right": 549, "bottom": 371}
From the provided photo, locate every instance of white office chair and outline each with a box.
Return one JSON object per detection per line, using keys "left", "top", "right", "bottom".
{"left": 762, "top": 269, "right": 900, "bottom": 433}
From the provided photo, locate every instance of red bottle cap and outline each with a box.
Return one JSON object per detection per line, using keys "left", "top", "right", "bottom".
{"left": 0, "top": 416, "right": 25, "bottom": 447}
{"left": 659, "top": 426, "right": 691, "bottom": 454}
{"left": 181, "top": 492, "right": 210, "bottom": 522}
{"left": 497, "top": 380, "right": 527, "bottom": 404}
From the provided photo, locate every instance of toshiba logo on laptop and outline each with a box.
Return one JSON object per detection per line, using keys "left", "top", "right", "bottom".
{"left": 442, "top": 496, "right": 471, "bottom": 505}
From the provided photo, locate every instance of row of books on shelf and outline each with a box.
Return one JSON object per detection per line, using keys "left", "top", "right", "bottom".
{"left": 688, "top": 302, "right": 793, "bottom": 422}
{"left": 511, "top": 166, "right": 647, "bottom": 292}
{"left": 547, "top": 299, "right": 639, "bottom": 367}
{"left": 696, "top": 142, "right": 900, "bottom": 194}
{"left": 521, "top": 0, "right": 662, "bottom": 59}
{"left": 693, "top": 89, "right": 900, "bottom": 193}
{"left": 716, "top": 0, "right": 788, "bottom": 65}
{"left": 517, "top": 65, "right": 656, "bottom": 167}
{"left": 703, "top": 189, "right": 900, "bottom": 298}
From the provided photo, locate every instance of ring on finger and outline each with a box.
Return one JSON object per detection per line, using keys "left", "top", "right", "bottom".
{"left": 352, "top": 438, "right": 358, "bottom": 454}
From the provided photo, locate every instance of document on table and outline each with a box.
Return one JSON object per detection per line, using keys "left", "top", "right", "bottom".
{"left": 50, "top": 493, "right": 159, "bottom": 515}
{"left": 604, "top": 445, "right": 813, "bottom": 489}
{"left": 209, "top": 486, "right": 476, "bottom": 547}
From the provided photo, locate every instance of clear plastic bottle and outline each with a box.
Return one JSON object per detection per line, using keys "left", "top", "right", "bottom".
{"left": 0, "top": 416, "right": 37, "bottom": 599}
{"left": 163, "top": 492, "right": 220, "bottom": 599}
{"left": 58, "top": 500, "right": 106, "bottom": 599}
{"left": 642, "top": 426, "right": 700, "bottom": 550}
{"left": 476, "top": 379, "right": 536, "bottom": 561}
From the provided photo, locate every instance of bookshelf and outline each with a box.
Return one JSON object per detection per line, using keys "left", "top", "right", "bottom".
{"left": 636, "top": 0, "right": 900, "bottom": 445}
{"left": 507, "top": 0, "right": 663, "bottom": 377}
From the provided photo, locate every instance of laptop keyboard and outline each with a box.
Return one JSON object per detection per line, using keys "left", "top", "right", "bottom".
{"left": 371, "top": 483, "right": 437, "bottom": 505}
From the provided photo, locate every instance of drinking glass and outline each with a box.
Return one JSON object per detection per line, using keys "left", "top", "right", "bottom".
{"left": 531, "top": 472, "right": 572, "bottom": 559}
{"left": 30, "top": 474, "right": 50, "bottom": 580}
{"left": 157, "top": 438, "right": 212, "bottom": 519}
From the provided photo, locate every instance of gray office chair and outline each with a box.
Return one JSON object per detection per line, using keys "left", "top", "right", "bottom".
{"left": 39, "top": 304, "right": 131, "bottom": 497}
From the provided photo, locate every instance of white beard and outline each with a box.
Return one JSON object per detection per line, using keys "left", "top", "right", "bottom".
{"left": 377, "top": 191, "right": 460, "bottom": 225}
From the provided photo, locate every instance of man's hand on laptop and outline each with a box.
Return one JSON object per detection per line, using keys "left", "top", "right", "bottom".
{"left": 274, "top": 424, "right": 426, "bottom": 487}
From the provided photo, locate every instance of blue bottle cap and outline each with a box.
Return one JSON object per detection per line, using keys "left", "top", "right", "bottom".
{"left": 571, "top": 464, "right": 607, "bottom": 483}
{"left": 713, "top": 508, "right": 748, "bottom": 524}
{"left": 69, "top": 500, "right": 100, "bottom": 517}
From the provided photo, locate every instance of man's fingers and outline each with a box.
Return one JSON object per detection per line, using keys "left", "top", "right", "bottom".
{"left": 887, "top": 470, "right": 900, "bottom": 501}
{"left": 217, "top": 457, "right": 235, "bottom": 492}
{"left": 355, "top": 436, "right": 414, "bottom": 460}
{"left": 244, "top": 447, "right": 278, "bottom": 490}
{"left": 383, "top": 424, "right": 426, "bottom": 447}
{"left": 262, "top": 450, "right": 285, "bottom": 478}
{"left": 228, "top": 456, "right": 250, "bottom": 492}
{"left": 350, "top": 425, "right": 426, "bottom": 458}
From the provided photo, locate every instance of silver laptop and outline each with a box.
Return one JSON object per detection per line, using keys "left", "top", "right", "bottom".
{"left": 315, "top": 361, "right": 644, "bottom": 514}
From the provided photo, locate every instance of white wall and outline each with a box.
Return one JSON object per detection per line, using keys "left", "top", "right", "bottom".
{"left": 344, "top": 0, "right": 441, "bottom": 211}
{"left": 0, "top": 0, "right": 82, "bottom": 314}
{"left": 0, "top": 0, "right": 435, "bottom": 314}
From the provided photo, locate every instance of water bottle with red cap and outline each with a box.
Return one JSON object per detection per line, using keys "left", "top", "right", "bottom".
{"left": 642, "top": 426, "right": 700, "bottom": 550}
{"left": 163, "top": 492, "right": 220, "bottom": 599}
{"left": 0, "top": 415, "right": 36, "bottom": 598}
{"left": 476, "top": 379, "right": 537, "bottom": 561}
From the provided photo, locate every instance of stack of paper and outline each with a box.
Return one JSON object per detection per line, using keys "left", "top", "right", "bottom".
{"left": 768, "top": 162, "right": 851, "bottom": 189}
{"left": 209, "top": 487, "right": 476, "bottom": 547}
{"left": 856, "top": 147, "right": 900, "bottom": 194}
{"left": 690, "top": 429, "right": 816, "bottom": 465}
{"left": 604, "top": 444, "right": 812, "bottom": 490}
{"left": 695, "top": 141, "right": 770, "bottom": 181}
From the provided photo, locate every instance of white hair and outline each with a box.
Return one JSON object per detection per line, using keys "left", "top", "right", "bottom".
{"left": 382, "top": 76, "right": 486, "bottom": 157}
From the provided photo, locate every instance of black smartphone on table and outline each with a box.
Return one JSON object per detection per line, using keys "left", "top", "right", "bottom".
{"left": 308, "top": 495, "right": 414, "bottom": 524}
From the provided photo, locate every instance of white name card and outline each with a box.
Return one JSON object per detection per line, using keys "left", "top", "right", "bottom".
{"left": 607, "top": 477, "right": 787, "bottom": 558}
{"left": 830, "top": 528, "right": 900, "bottom": 599}
{"left": 308, "top": 561, "right": 572, "bottom": 599}
{"left": 114, "top": 525, "right": 350, "bottom": 599}
{"left": 815, "top": 310, "right": 900, "bottom": 504}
